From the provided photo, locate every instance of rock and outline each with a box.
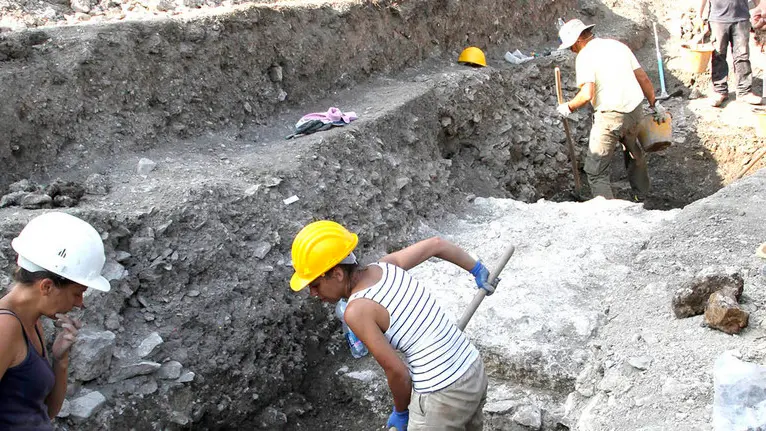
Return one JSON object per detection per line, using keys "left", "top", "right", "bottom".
{"left": 56, "top": 399, "right": 71, "bottom": 418}
{"left": 177, "top": 371, "right": 195, "bottom": 383}
{"left": 344, "top": 370, "right": 378, "bottom": 383}
{"left": 137, "top": 158, "right": 157, "bottom": 175}
{"left": 113, "top": 361, "right": 161, "bottom": 381}
{"left": 0, "top": 191, "right": 26, "bottom": 207}
{"left": 512, "top": 404, "right": 542, "bottom": 429}
{"left": 257, "top": 407, "right": 287, "bottom": 428}
{"left": 69, "top": 391, "right": 106, "bottom": 419}
{"left": 672, "top": 270, "right": 744, "bottom": 318}
{"left": 250, "top": 241, "right": 272, "bottom": 259}
{"left": 157, "top": 361, "right": 183, "bottom": 380}
{"left": 70, "top": 330, "right": 116, "bottom": 382}
{"left": 627, "top": 356, "right": 652, "bottom": 371}
{"left": 8, "top": 179, "right": 37, "bottom": 193}
{"left": 395, "top": 177, "right": 411, "bottom": 189}
{"left": 114, "top": 251, "right": 132, "bottom": 263}
{"left": 139, "top": 378, "right": 159, "bottom": 395}
{"left": 20, "top": 193, "right": 52, "bottom": 209}
{"left": 170, "top": 411, "right": 190, "bottom": 425}
{"left": 45, "top": 179, "right": 85, "bottom": 200}
{"left": 102, "top": 260, "right": 126, "bottom": 281}
{"left": 53, "top": 195, "right": 78, "bottom": 207}
{"left": 689, "top": 88, "right": 702, "bottom": 100}
{"left": 70, "top": 0, "right": 93, "bottom": 12}
{"left": 714, "top": 350, "right": 766, "bottom": 430}
{"left": 277, "top": 89, "right": 288, "bottom": 102}
{"left": 268, "top": 65, "right": 283, "bottom": 83}
{"left": 84, "top": 173, "right": 110, "bottom": 195}
{"left": 597, "top": 368, "right": 633, "bottom": 394}
{"left": 137, "top": 332, "right": 164, "bottom": 358}
{"left": 704, "top": 291, "right": 749, "bottom": 334}
{"left": 243, "top": 102, "right": 253, "bottom": 114}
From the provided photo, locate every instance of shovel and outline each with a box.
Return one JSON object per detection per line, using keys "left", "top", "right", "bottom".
{"left": 653, "top": 22, "right": 670, "bottom": 101}
{"left": 554, "top": 67, "right": 583, "bottom": 198}
{"left": 387, "top": 244, "right": 516, "bottom": 430}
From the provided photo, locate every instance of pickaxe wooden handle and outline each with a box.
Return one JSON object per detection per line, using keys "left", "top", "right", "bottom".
{"left": 554, "top": 67, "right": 583, "bottom": 193}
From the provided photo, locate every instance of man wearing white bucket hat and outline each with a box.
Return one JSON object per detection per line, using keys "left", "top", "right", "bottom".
{"left": 555, "top": 19, "right": 661, "bottom": 200}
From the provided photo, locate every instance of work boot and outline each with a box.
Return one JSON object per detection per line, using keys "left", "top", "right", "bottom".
{"left": 739, "top": 93, "right": 762, "bottom": 105}
{"left": 709, "top": 93, "right": 728, "bottom": 108}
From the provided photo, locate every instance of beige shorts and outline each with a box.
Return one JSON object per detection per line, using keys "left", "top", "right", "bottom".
{"left": 408, "top": 358, "right": 489, "bottom": 431}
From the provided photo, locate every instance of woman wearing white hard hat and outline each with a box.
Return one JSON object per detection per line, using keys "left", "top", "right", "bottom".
{"left": 0, "top": 212, "right": 110, "bottom": 429}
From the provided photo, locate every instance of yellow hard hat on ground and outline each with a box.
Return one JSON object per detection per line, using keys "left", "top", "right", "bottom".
{"left": 458, "top": 47, "right": 487, "bottom": 67}
{"left": 290, "top": 220, "right": 359, "bottom": 291}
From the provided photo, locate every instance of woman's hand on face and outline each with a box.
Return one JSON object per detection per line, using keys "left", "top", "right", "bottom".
{"left": 51, "top": 313, "right": 83, "bottom": 361}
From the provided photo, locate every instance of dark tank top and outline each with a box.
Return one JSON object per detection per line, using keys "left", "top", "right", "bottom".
{"left": 0, "top": 309, "right": 55, "bottom": 430}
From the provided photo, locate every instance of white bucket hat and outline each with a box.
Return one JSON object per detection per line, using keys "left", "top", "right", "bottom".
{"left": 558, "top": 19, "right": 596, "bottom": 50}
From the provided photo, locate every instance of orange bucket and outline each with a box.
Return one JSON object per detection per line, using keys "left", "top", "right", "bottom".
{"left": 637, "top": 112, "right": 673, "bottom": 152}
{"left": 682, "top": 44, "right": 714, "bottom": 73}
{"left": 754, "top": 109, "right": 766, "bottom": 138}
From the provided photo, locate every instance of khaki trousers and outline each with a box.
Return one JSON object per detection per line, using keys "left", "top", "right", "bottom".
{"left": 408, "top": 358, "right": 488, "bottom": 431}
{"left": 584, "top": 104, "right": 650, "bottom": 199}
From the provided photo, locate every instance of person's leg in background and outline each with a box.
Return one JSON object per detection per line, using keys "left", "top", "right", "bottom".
{"left": 730, "top": 20, "right": 761, "bottom": 104}
{"left": 709, "top": 21, "right": 732, "bottom": 107}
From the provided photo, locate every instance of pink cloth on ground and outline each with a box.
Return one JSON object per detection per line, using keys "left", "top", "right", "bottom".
{"left": 297, "top": 107, "right": 358, "bottom": 126}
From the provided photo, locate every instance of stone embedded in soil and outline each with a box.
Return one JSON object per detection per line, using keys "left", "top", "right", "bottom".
{"left": 70, "top": 329, "right": 116, "bottom": 382}
{"left": 8, "top": 179, "right": 37, "bottom": 193}
{"left": 627, "top": 356, "right": 652, "bottom": 371}
{"left": 137, "top": 158, "right": 157, "bottom": 175}
{"left": 84, "top": 173, "right": 110, "bottom": 195}
{"left": 0, "top": 191, "right": 26, "bottom": 207}
{"left": 672, "top": 270, "right": 744, "bottom": 318}
{"left": 704, "top": 291, "right": 749, "bottom": 334}
{"left": 113, "top": 361, "right": 161, "bottom": 381}
{"left": 102, "top": 259, "right": 127, "bottom": 281}
{"left": 21, "top": 193, "right": 53, "bottom": 209}
{"left": 176, "top": 371, "right": 195, "bottom": 383}
{"left": 512, "top": 404, "right": 542, "bottom": 429}
{"left": 157, "top": 361, "right": 182, "bottom": 380}
{"left": 69, "top": 391, "right": 107, "bottom": 420}
{"left": 268, "top": 65, "right": 283, "bottom": 83}
{"left": 53, "top": 195, "right": 78, "bottom": 207}
{"left": 256, "top": 407, "right": 287, "bottom": 428}
{"left": 70, "top": 0, "right": 93, "bottom": 13}
{"left": 136, "top": 332, "right": 164, "bottom": 358}
{"left": 45, "top": 179, "right": 85, "bottom": 200}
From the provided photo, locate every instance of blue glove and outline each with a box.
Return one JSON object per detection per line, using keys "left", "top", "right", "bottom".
{"left": 469, "top": 260, "right": 495, "bottom": 295}
{"left": 386, "top": 408, "right": 408, "bottom": 431}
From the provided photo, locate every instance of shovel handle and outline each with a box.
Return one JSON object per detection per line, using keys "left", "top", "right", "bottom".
{"left": 554, "top": 67, "right": 583, "bottom": 192}
{"left": 456, "top": 245, "right": 515, "bottom": 331}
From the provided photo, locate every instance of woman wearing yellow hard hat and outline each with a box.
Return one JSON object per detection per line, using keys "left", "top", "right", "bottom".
{"left": 291, "top": 220, "right": 493, "bottom": 431}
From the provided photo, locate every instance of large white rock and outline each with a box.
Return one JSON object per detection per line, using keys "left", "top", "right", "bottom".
{"left": 137, "top": 332, "right": 163, "bottom": 358}
{"left": 70, "top": 330, "right": 116, "bottom": 382}
{"left": 713, "top": 350, "right": 766, "bottom": 431}
{"left": 69, "top": 391, "right": 106, "bottom": 420}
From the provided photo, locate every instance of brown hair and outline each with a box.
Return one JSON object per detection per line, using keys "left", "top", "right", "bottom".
{"left": 13, "top": 267, "right": 74, "bottom": 287}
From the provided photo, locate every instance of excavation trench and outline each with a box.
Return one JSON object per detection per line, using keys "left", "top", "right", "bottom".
{"left": 0, "top": 0, "right": 763, "bottom": 430}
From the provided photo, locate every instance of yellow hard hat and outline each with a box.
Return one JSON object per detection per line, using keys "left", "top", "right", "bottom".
{"left": 290, "top": 220, "right": 359, "bottom": 291}
{"left": 458, "top": 47, "right": 487, "bottom": 67}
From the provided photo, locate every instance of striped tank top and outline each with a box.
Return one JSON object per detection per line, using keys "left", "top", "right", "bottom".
{"left": 348, "top": 262, "right": 479, "bottom": 393}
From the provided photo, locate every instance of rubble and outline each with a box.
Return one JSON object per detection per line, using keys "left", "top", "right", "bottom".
{"left": 671, "top": 269, "right": 744, "bottom": 318}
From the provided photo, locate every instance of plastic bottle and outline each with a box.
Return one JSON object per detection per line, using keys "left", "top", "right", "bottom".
{"left": 335, "top": 300, "right": 369, "bottom": 359}
{"left": 556, "top": 17, "right": 566, "bottom": 30}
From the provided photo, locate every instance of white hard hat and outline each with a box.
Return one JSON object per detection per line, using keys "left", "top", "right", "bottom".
{"left": 11, "top": 212, "right": 111, "bottom": 292}
{"left": 558, "top": 19, "right": 595, "bottom": 50}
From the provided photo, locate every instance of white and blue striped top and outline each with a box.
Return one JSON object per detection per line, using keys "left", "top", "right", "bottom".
{"left": 348, "top": 262, "right": 479, "bottom": 393}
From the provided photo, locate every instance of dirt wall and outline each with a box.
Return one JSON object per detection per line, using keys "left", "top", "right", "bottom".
{"left": 0, "top": 0, "right": 574, "bottom": 189}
